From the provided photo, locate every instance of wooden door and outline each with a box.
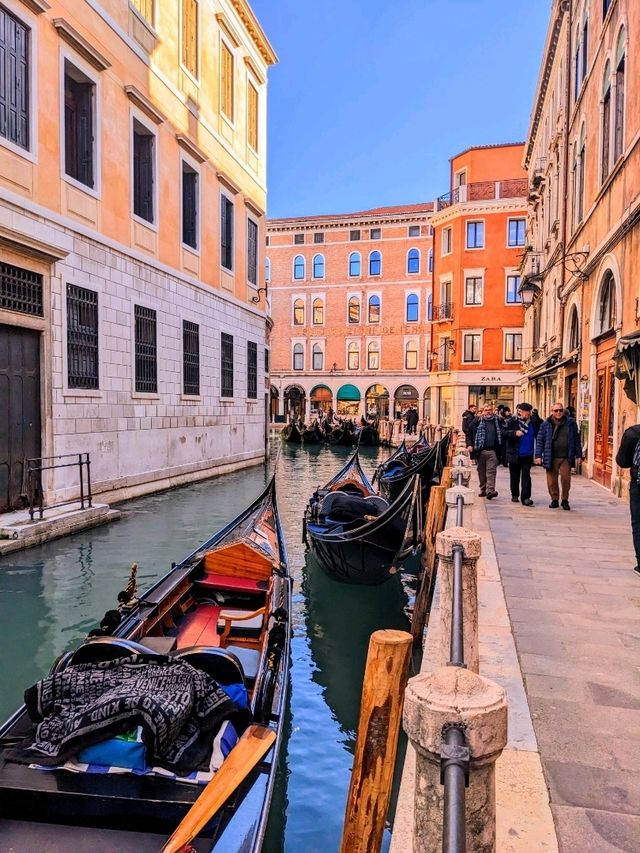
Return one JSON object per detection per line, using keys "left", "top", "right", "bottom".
{"left": 593, "top": 338, "right": 615, "bottom": 488}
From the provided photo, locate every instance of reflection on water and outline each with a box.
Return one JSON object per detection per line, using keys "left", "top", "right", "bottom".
{"left": 0, "top": 440, "right": 412, "bottom": 853}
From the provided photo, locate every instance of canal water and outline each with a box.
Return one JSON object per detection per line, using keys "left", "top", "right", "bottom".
{"left": 0, "top": 441, "right": 417, "bottom": 852}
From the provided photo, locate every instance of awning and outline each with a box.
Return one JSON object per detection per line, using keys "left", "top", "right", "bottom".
{"left": 337, "top": 383, "right": 361, "bottom": 402}
{"left": 394, "top": 384, "right": 418, "bottom": 400}
{"left": 614, "top": 330, "right": 640, "bottom": 404}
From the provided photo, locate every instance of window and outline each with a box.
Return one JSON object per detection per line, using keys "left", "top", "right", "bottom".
{"left": 407, "top": 248, "right": 420, "bottom": 274}
{"left": 569, "top": 308, "right": 580, "bottom": 351}
{"left": 294, "top": 233, "right": 304, "bottom": 245}
{"left": 133, "top": 119, "right": 154, "bottom": 223}
{"left": 442, "top": 227, "right": 452, "bottom": 255}
{"left": 265, "top": 257, "right": 271, "bottom": 281}
{"left": 292, "top": 343, "right": 304, "bottom": 371}
{"left": 369, "top": 250, "right": 381, "bottom": 276}
{"left": 428, "top": 248, "right": 433, "bottom": 273}
{"left": 247, "top": 340, "right": 257, "bottom": 398}
{"left": 506, "top": 274, "right": 522, "bottom": 304}
{"left": 348, "top": 296, "right": 360, "bottom": 324}
{"left": 406, "top": 293, "right": 419, "bottom": 322}
{"left": 64, "top": 62, "right": 95, "bottom": 189}
{"left": 67, "top": 284, "right": 99, "bottom": 389}
{"left": 182, "top": 320, "right": 200, "bottom": 395}
{"left": 182, "top": 162, "right": 198, "bottom": 249}
{"left": 312, "top": 298, "right": 323, "bottom": 325}
{"left": 349, "top": 252, "right": 361, "bottom": 277}
{"left": 574, "top": 27, "right": 581, "bottom": 102}
{"left": 368, "top": 295, "right": 380, "bottom": 324}
{"left": 1, "top": 262, "right": 43, "bottom": 316}
{"left": 408, "top": 225, "right": 420, "bottom": 237}
{"left": 465, "top": 276, "right": 483, "bottom": 306}
{"left": 370, "top": 228, "right": 381, "bottom": 240}
{"left": 603, "top": 0, "right": 611, "bottom": 18}
{"left": 312, "top": 343, "right": 323, "bottom": 371}
{"left": 312, "top": 254, "right": 324, "bottom": 279}
{"left": 504, "top": 333, "right": 522, "bottom": 362}
{"left": 466, "top": 221, "right": 484, "bottom": 249}
{"left": 132, "top": 0, "right": 153, "bottom": 24}
{"left": 313, "top": 232, "right": 324, "bottom": 244}
{"left": 582, "top": 13, "right": 589, "bottom": 83}
{"left": 508, "top": 219, "right": 525, "bottom": 247}
{"left": 293, "top": 255, "right": 305, "bottom": 279}
{"left": 246, "top": 218, "right": 258, "bottom": 285}
{"left": 348, "top": 341, "right": 359, "bottom": 369}
{"left": 367, "top": 341, "right": 379, "bottom": 370}
{"left": 405, "top": 340, "right": 418, "bottom": 370}
{"left": 463, "top": 333, "right": 481, "bottom": 363}
{"left": 221, "top": 332, "right": 234, "bottom": 396}
{"left": 181, "top": 0, "right": 198, "bottom": 78}
{"left": 350, "top": 229, "right": 361, "bottom": 241}
{"left": 220, "top": 193, "right": 234, "bottom": 270}
{"left": 134, "top": 305, "right": 157, "bottom": 393}
{"left": 220, "top": 40, "right": 234, "bottom": 121}
{"left": 247, "top": 81, "right": 258, "bottom": 151}
{"left": 601, "top": 63, "right": 611, "bottom": 182}
{"left": 598, "top": 271, "right": 616, "bottom": 333}
{"left": 264, "top": 347, "right": 269, "bottom": 373}
{"left": 293, "top": 298, "right": 304, "bottom": 325}
{"left": 427, "top": 292, "right": 433, "bottom": 321}
{"left": 576, "top": 127, "right": 586, "bottom": 225}
{"left": 614, "top": 28, "right": 625, "bottom": 162}
{"left": 0, "top": 6, "right": 29, "bottom": 151}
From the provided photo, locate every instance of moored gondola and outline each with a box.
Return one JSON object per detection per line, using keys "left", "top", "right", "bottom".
{"left": 353, "top": 424, "right": 380, "bottom": 446}
{"left": 282, "top": 421, "right": 303, "bottom": 443}
{"left": 303, "top": 452, "right": 422, "bottom": 585}
{"left": 376, "top": 431, "right": 451, "bottom": 505}
{"left": 301, "top": 424, "right": 324, "bottom": 444}
{"left": 329, "top": 421, "right": 356, "bottom": 445}
{"left": 0, "top": 477, "right": 291, "bottom": 853}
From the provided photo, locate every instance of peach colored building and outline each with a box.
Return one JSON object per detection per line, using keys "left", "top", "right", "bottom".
{"left": 429, "top": 143, "right": 527, "bottom": 427}
{"left": 267, "top": 205, "right": 434, "bottom": 423}
{"left": 0, "top": 0, "right": 276, "bottom": 510}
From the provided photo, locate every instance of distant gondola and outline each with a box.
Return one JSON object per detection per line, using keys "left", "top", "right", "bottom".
{"left": 282, "top": 421, "right": 303, "bottom": 443}
{"left": 303, "top": 451, "right": 422, "bottom": 585}
{"left": 329, "top": 422, "right": 355, "bottom": 446}
{"left": 301, "top": 424, "right": 324, "bottom": 444}
{"left": 376, "top": 431, "right": 451, "bottom": 505}
{"left": 0, "top": 477, "right": 291, "bottom": 853}
{"left": 354, "top": 424, "right": 380, "bottom": 446}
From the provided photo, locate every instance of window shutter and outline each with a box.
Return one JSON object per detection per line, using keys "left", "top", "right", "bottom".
{"left": 78, "top": 88, "right": 93, "bottom": 188}
{"left": 247, "top": 219, "right": 257, "bottom": 284}
{"left": 182, "top": 169, "right": 197, "bottom": 248}
{"left": 221, "top": 42, "right": 234, "bottom": 121}
{"left": 0, "top": 9, "right": 30, "bottom": 150}
{"left": 248, "top": 82, "right": 258, "bottom": 150}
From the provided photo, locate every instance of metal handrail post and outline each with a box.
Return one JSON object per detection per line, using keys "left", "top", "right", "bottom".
{"left": 78, "top": 453, "right": 85, "bottom": 509}
{"left": 442, "top": 726, "right": 468, "bottom": 853}
{"left": 86, "top": 453, "right": 93, "bottom": 507}
{"left": 449, "top": 544, "right": 465, "bottom": 667}
{"left": 455, "top": 494, "right": 464, "bottom": 527}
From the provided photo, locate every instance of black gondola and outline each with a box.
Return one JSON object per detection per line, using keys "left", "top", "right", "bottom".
{"left": 282, "top": 421, "right": 303, "bottom": 443}
{"left": 353, "top": 424, "right": 380, "bottom": 446}
{"left": 329, "top": 422, "right": 355, "bottom": 445}
{"left": 0, "top": 477, "right": 291, "bottom": 853}
{"left": 303, "top": 452, "right": 422, "bottom": 585}
{"left": 301, "top": 424, "right": 324, "bottom": 444}
{"left": 376, "top": 431, "right": 451, "bottom": 505}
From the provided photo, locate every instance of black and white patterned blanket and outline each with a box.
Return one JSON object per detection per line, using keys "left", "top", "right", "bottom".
{"left": 23, "top": 654, "right": 237, "bottom": 774}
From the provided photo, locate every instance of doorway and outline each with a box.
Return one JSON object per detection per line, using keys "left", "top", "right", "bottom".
{"left": 593, "top": 337, "right": 616, "bottom": 488}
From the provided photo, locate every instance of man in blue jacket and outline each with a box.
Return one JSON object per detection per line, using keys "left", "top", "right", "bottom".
{"left": 502, "top": 403, "right": 538, "bottom": 506}
{"left": 615, "top": 422, "right": 640, "bottom": 576}
{"left": 535, "top": 402, "right": 582, "bottom": 510}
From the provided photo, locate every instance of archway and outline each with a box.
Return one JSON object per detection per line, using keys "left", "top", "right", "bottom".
{"left": 270, "top": 386, "right": 280, "bottom": 422}
{"left": 284, "top": 385, "right": 306, "bottom": 421}
{"left": 310, "top": 384, "right": 333, "bottom": 414}
{"left": 365, "top": 384, "right": 389, "bottom": 419}
{"left": 336, "top": 383, "right": 361, "bottom": 417}
{"left": 423, "top": 387, "right": 432, "bottom": 422}
{"left": 393, "top": 384, "right": 418, "bottom": 419}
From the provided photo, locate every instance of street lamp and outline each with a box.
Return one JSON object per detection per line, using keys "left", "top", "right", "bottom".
{"left": 518, "top": 275, "right": 541, "bottom": 307}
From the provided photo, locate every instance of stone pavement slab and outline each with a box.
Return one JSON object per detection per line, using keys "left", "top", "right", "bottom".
{"left": 482, "top": 466, "right": 640, "bottom": 853}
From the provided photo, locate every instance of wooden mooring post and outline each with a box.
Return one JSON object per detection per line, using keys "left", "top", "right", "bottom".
{"left": 340, "top": 629, "right": 412, "bottom": 853}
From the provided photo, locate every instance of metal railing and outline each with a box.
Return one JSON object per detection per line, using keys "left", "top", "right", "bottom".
{"left": 26, "top": 453, "right": 92, "bottom": 521}
{"left": 436, "top": 178, "right": 528, "bottom": 210}
{"left": 437, "top": 302, "right": 454, "bottom": 321}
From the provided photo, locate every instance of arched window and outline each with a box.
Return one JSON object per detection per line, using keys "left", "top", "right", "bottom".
{"left": 293, "top": 255, "right": 305, "bottom": 280}
{"left": 312, "top": 343, "right": 323, "bottom": 371}
{"left": 293, "top": 298, "right": 304, "bottom": 325}
{"left": 265, "top": 257, "right": 271, "bottom": 281}
{"left": 574, "top": 25, "right": 581, "bottom": 101}
{"left": 293, "top": 343, "right": 304, "bottom": 371}
{"left": 348, "top": 341, "right": 359, "bottom": 370}
{"left": 368, "top": 295, "right": 380, "bottom": 323}
{"left": 575, "top": 126, "right": 586, "bottom": 225}
{"left": 428, "top": 248, "right": 433, "bottom": 273}
{"left": 614, "top": 27, "right": 626, "bottom": 161}
{"left": 348, "top": 252, "right": 361, "bottom": 277}
{"left": 312, "top": 298, "right": 324, "bottom": 325}
{"left": 582, "top": 8, "right": 589, "bottom": 81}
{"left": 369, "top": 250, "right": 381, "bottom": 276}
{"left": 312, "top": 253, "right": 325, "bottom": 279}
{"left": 601, "top": 61, "right": 611, "bottom": 183}
{"left": 427, "top": 292, "right": 433, "bottom": 321}
{"left": 569, "top": 307, "right": 580, "bottom": 351}
{"left": 367, "top": 341, "right": 379, "bottom": 370}
{"left": 598, "top": 271, "right": 616, "bottom": 334}
{"left": 407, "top": 248, "right": 420, "bottom": 274}
{"left": 406, "top": 294, "right": 419, "bottom": 322}
{"left": 405, "top": 339, "right": 418, "bottom": 370}
{"left": 348, "top": 296, "right": 360, "bottom": 324}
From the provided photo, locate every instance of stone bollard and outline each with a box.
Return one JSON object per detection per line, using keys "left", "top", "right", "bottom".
{"left": 452, "top": 451, "right": 471, "bottom": 465}
{"left": 404, "top": 666, "right": 508, "bottom": 853}
{"left": 446, "top": 485, "right": 475, "bottom": 526}
{"left": 436, "top": 526, "right": 481, "bottom": 673}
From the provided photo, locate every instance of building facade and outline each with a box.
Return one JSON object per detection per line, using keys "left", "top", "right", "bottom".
{"left": 521, "top": 0, "right": 639, "bottom": 493}
{"left": 0, "top": 0, "right": 276, "bottom": 510}
{"left": 267, "top": 205, "right": 434, "bottom": 423}
{"left": 429, "top": 144, "right": 527, "bottom": 428}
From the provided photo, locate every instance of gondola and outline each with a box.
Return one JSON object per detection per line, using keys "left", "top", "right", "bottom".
{"left": 303, "top": 451, "right": 422, "bottom": 585}
{"left": 301, "top": 424, "right": 324, "bottom": 444}
{"left": 376, "top": 431, "right": 451, "bottom": 505}
{"left": 353, "top": 424, "right": 380, "bottom": 446}
{"left": 329, "top": 421, "right": 355, "bottom": 446}
{"left": 0, "top": 477, "right": 291, "bottom": 853}
{"left": 282, "top": 421, "right": 303, "bottom": 443}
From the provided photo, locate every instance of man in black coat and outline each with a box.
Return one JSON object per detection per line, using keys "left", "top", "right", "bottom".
{"left": 615, "top": 422, "right": 640, "bottom": 576}
{"left": 461, "top": 404, "right": 477, "bottom": 445}
{"left": 467, "top": 403, "right": 502, "bottom": 498}
{"left": 502, "top": 403, "right": 539, "bottom": 506}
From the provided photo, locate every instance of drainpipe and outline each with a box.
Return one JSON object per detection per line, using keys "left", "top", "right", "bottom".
{"left": 559, "top": 0, "right": 573, "bottom": 394}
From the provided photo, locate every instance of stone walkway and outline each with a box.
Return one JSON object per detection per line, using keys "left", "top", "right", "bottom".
{"left": 483, "top": 466, "right": 640, "bottom": 853}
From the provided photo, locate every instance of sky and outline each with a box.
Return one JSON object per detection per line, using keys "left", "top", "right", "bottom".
{"left": 249, "top": 0, "right": 551, "bottom": 219}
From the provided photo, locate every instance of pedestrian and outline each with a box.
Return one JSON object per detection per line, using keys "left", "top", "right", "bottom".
{"left": 530, "top": 408, "right": 542, "bottom": 432}
{"left": 467, "top": 403, "right": 502, "bottom": 499}
{"left": 497, "top": 406, "right": 511, "bottom": 467}
{"left": 614, "top": 421, "right": 640, "bottom": 576}
{"left": 461, "top": 403, "right": 477, "bottom": 446}
{"left": 534, "top": 402, "right": 582, "bottom": 510}
{"left": 408, "top": 406, "right": 419, "bottom": 435}
{"left": 502, "top": 403, "right": 538, "bottom": 506}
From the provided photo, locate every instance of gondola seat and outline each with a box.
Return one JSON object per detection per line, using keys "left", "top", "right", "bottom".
{"left": 176, "top": 604, "right": 265, "bottom": 650}
{"left": 364, "top": 495, "right": 389, "bottom": 515}
{"left": 69, "top": 637, "right": 160, "bottom": 665}
{"left": 172, "top": 645, "right": 260, "bottom": 687}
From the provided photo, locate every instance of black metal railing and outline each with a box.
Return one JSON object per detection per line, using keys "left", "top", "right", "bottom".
{"left": 26, "top": 453, "right": 92, "bottom": 521}
{"left": 436, "top": 178, "right": 528, "bottom": 211}
{"left": 437, "top": 302, "right": 454, "bottom": 321}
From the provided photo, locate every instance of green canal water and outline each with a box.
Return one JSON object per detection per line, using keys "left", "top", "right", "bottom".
{"left": 0, "top": 441, "right": 417, "bottom": 852}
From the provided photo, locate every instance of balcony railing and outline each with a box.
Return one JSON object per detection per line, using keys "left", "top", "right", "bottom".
{"left": 436, "top": 178, "right": 528, "bottom": 210}
{"left": 436, "top": 302, "right": 454, "bottom": 321}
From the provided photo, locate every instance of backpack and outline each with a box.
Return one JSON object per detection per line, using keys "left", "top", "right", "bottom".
{"left": 633, "top": 436, "right": 640, "bottom": 483}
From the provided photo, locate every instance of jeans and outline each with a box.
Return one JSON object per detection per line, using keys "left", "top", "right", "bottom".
{"left": 509, "top": 455, "right": 533, "bottom": 501}
{"left": 477, "top": 449, "right": 498, "bottom": 493}
{"left": 630, "top": 481, "right": 640, "bottom": 567}
{"left": 546, "top": 457, "right": 571, "bottom": 501}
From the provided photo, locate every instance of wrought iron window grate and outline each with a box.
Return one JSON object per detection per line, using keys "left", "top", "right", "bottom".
{"left": 134, "top": 304, "right": 157, "bottom": 393}
{"left": 221, "top": 332, "right": 234, "bottom": 397}
{"left": 0, "top": 263, "right": 43, "bottom": 316}
{"left": 183, "top": 319, "right": 200, "bottom": 395}
{"left": 67, "top": 284, "right": 98, "bottom": 389}
{"left": 247, "top": 340, "right": 257, "bottom": 399}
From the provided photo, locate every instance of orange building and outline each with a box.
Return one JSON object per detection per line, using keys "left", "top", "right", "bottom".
{"left": 0, "top": 0, "right": 276, "bottom": 509}
{"left": 429, "top": 143, "right": 527, "bottom": 427}
{"left": 267, "top": 205, "right": 434, "bottom": 423}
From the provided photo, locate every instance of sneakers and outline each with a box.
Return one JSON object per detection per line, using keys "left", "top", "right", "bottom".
{"left": 522, "top": 499, "right": 534, "bottom": 507}
{"left": 511, "top": 496, "right": 520, "bottom": 503}
{"left": 549, "top": 500, "right": 559, "bottom": 508}
{"left": 486, "top": 491, "right": 498, "bottom": 500}
{"left": 479, "top": 490, "right": 486, "bottom": 497}
{"left": 561, "top": 499, "right": 571, "bottom": 510}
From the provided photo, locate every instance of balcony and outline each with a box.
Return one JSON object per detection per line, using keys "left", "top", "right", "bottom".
{"left": 436, "top": 178, "right": 528, "bottom": 211}
{"left": 436, "top": 301, "right": 454, "bottom": 321}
